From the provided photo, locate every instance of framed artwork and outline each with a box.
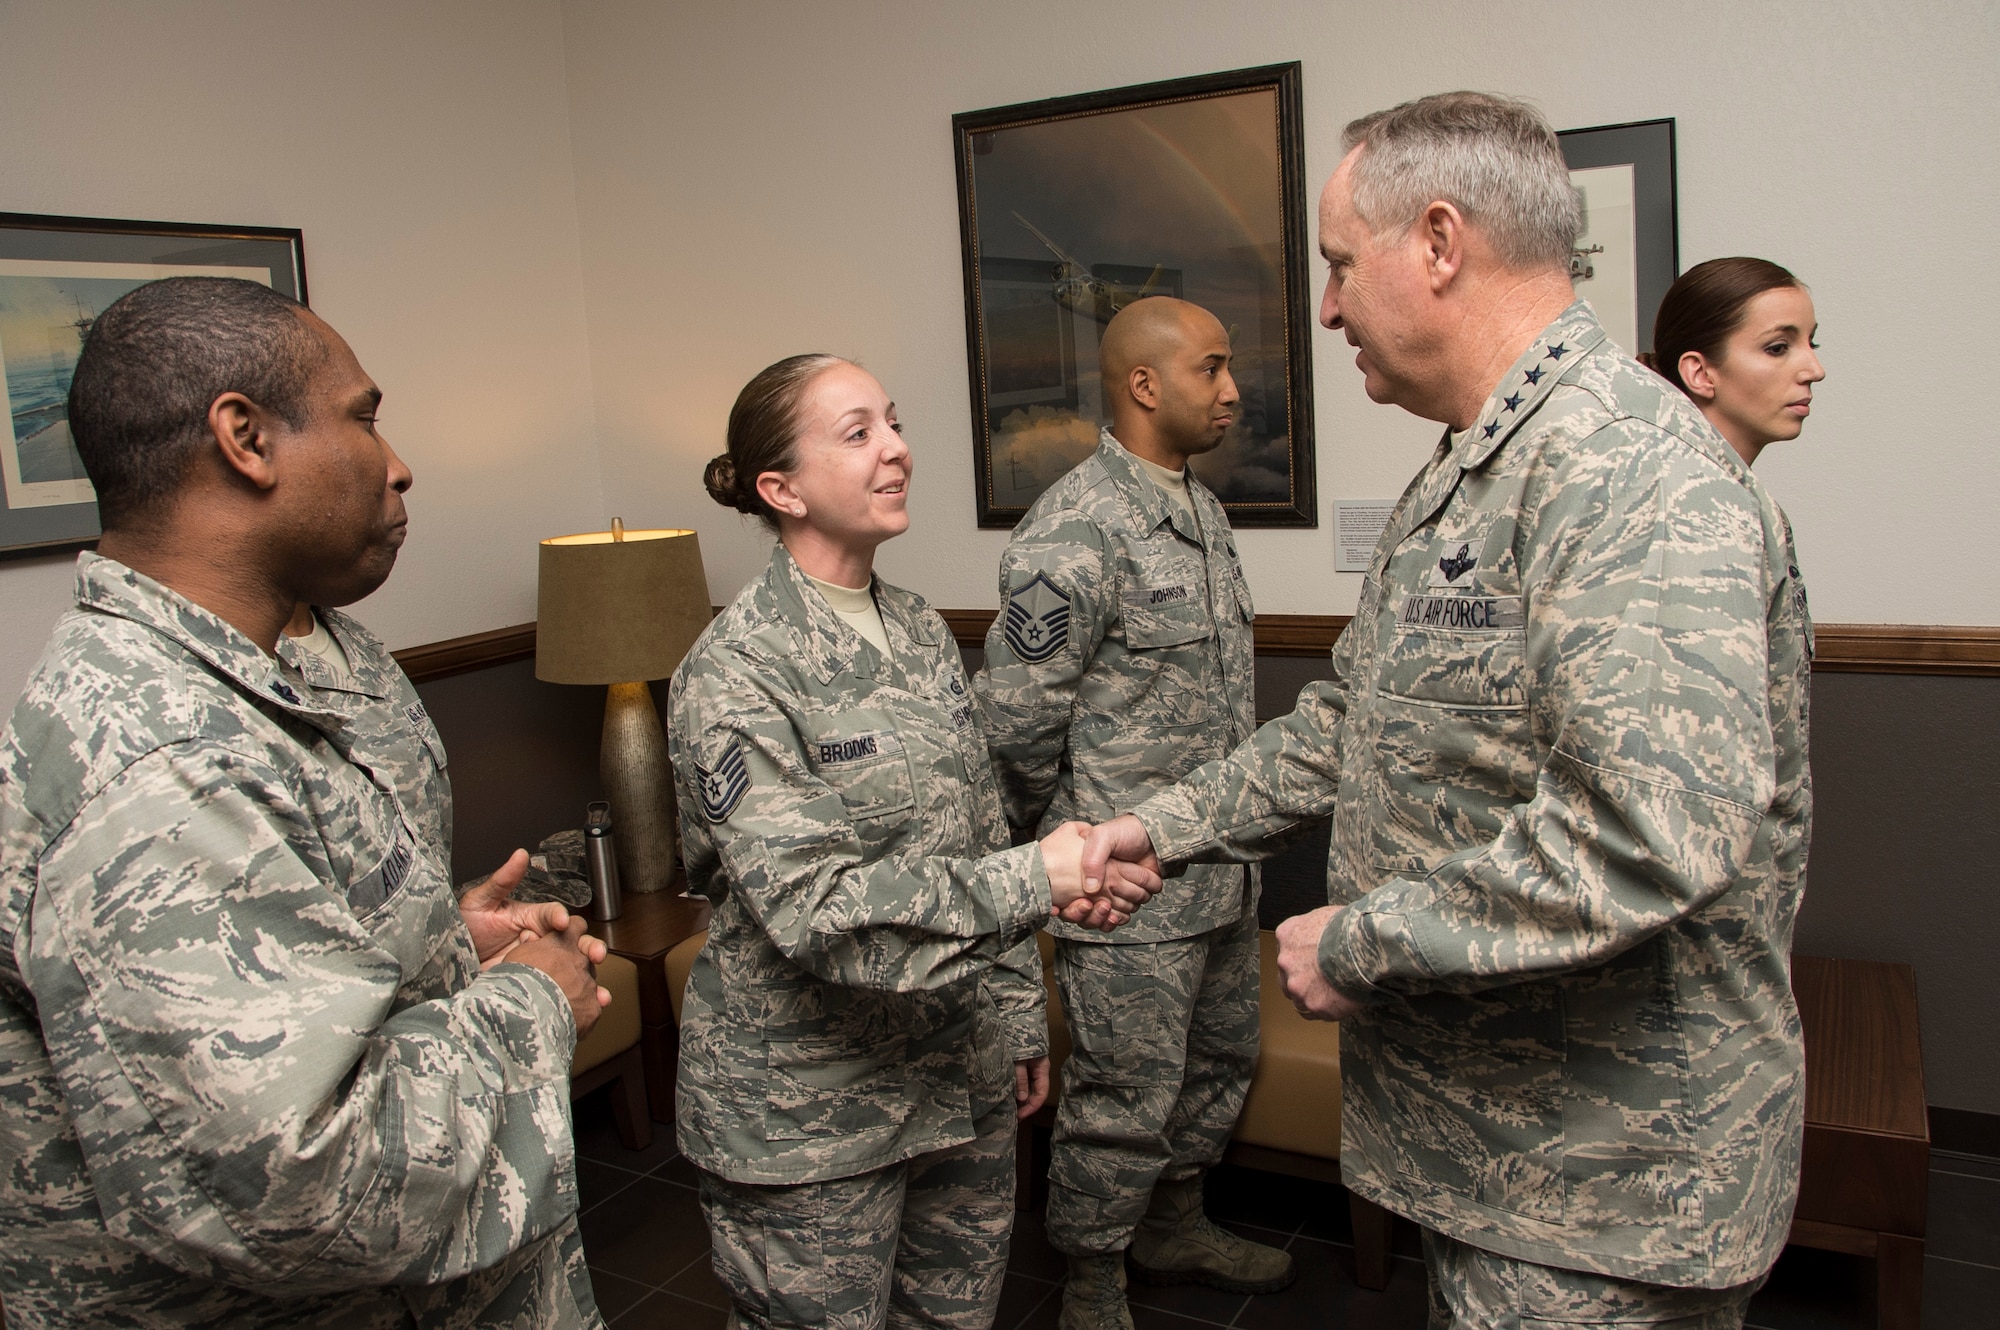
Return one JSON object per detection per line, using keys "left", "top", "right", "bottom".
{"left": 1557, "top": 119, "right": 1678, "bottom": 361}
{"left": 0, "top": 213, "right": 308, "bottom": 557}
{"left": 953, "top": 63, "right": 1318, "bottom": 528}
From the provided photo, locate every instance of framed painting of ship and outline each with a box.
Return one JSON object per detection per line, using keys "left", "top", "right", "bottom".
{"left": 0, "top": 213, "right": 307, "bottom": 557}
{"left": 953, "top": 64, "right": 1318, "bottom": 528}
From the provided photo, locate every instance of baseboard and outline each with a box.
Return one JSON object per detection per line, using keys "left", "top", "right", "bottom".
{"left": 391, "top": 615, "right": 2000, "bottom": 682}
{"left": 1929, "top": 1105, "right": 2000, "bottom": 1159}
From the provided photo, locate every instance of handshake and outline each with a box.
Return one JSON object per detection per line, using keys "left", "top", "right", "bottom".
{"left": 1035, "top": 814, "right": 1164, "bottom": 932}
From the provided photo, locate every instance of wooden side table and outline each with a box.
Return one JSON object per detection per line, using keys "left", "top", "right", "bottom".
{"left": 594, "top": 887, "right": 709, "bottom": 1124}
{"left": 1787, "top": 954, "right": 1928, "bottom": 1330}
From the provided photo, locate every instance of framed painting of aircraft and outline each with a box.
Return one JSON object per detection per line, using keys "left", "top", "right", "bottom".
{"left": 0, "top": 212, "right": 307, "bottom": 557}
{"left": 953, "top": 63, "right": 1318, "bottom": 528}
{"left": 1556, "top": 119, "right": 1679, "bottom": 362}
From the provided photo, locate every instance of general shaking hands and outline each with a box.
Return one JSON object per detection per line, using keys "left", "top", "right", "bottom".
{"left": 1038, "top": 819, "right": 1165, "bottom": 931}
{"left": 1077, "top": 815, "right": 1363, "bottom": 1021}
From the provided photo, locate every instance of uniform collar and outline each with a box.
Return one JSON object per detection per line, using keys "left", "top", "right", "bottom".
{"left": 765, "top": 543, "right": 940, "bottom": 687}
{"left": 1096, "top": 429, "right": 1206, "bottom": 546}
{"left": 1375, "top": 303, "right": 1610, "bottom": 565}
{"left": 72, "top": 552, "right": 344, "bottom": 720}
{"left": 273, "top": 606, "right": 393, "bottom": 701}
{"left": 1453, "top": 300, "right": 1610, "bottom": 471}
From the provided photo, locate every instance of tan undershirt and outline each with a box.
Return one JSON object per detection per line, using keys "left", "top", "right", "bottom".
{"left": 807, "top": 574, "right": 891, "bottom": 657}
{"left": 286, "top": 611, "right": 352, "bottom": 682}
{"left": 1131, "top": 452, "right": 1196, "bottom": 520}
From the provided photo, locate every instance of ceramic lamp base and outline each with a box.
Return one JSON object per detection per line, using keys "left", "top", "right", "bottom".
{"left": 600, "top": 680, "right": 675, "bottom": 894}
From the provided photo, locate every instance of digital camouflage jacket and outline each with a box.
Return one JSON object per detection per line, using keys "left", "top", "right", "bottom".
{"left": 1131, "top": 305, "right": 1814, "bottom": 1289}
{"left": 0, "top": 555, "right": 596, "bottom": 1329}
{"left": 976, "top": 432, "right": 1256, "bottom": 943}
{"left": 667, "top": 544, "right": 1051, "bottom": 1186}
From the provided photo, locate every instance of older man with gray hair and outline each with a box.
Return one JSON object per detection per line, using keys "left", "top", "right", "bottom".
{"left": 1083, "top": 92, "right": 1812, "bottom": 1326}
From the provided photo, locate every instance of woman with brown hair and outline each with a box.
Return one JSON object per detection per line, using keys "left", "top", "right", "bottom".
{"left": 666, "top": 353, "right": 1160, "bottom": 1330}
{"left": 1641, "top": 256, "right": 1826, "bottom": 465}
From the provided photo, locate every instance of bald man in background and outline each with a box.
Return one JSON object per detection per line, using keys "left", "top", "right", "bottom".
{"left": 976, "top": 298, "right": 1288, "bottom": 1330}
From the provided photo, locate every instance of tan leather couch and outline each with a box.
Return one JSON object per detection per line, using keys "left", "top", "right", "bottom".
{"left": 571, "top": 951, "right": 651, "bottom": 1150}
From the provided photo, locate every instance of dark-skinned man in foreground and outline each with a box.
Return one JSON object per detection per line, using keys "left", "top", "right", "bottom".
{"left": 1082, "top": 93, "right": 1812, "bottom": 1327}
{"left": 0, "top": 277, "right": 611, "bottom": 1328}
{"left": 976, "top": 298, "right": 1288, "bottom": 1330}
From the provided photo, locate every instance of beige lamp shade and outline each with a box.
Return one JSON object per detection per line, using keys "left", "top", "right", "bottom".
{"left": 536, "top": 526, "right": 711, "bottom": 685}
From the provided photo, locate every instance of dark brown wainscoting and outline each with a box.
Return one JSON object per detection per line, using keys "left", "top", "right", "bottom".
{"left": 395, "top": 622, "right": 537, "bottom": 683}
{"left": 390, "top": 615, "right": 2000, "bottom": 681}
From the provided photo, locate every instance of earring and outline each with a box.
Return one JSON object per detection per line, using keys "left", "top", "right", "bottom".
{"left": 793, "top": 505, "right": 806, "bottom": 517}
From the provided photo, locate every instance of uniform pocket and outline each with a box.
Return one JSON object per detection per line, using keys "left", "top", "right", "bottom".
{"left": 1376, "top": 608, "right": 1527, "bottom": 711}
{"left": 807, "top": 720, "right": 918, "bottom": 821}
{"left": 1122, "top": 593, "right": 1214, "bottom": 649}
{"left": 762, "top": 1034, "right": 912, "bottom": 1141}
{"left": 1105, "top": 594, "right": 1214, "bottom": 731}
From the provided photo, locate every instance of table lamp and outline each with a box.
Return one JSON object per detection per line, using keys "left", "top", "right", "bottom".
{"left": 536, "top": 520, "right": 711, "bottom": 895}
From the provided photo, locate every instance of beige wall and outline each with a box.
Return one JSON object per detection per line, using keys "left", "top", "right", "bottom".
{"left": 0, "top": 0, "right": 604, "bottom": 701}
{"left": 4, "top": 0, "right": 1997, "bottom": 707}
{"left": 559, "top": 0, "right": 2000, "bottom": 626}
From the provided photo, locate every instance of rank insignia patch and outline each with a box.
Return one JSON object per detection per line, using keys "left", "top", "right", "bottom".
{"left": 1004, "top": 572, "right": 1072, "bottom": 664}
{"left": 697, "top": 743, "right": 751, "bottom": 822}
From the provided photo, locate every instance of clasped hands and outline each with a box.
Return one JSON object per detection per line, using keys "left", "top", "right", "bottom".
{"left": 1055, "top": 815, "right": 1362, "bottom": 1022}
{"left": 460, "top": 849, "right": 612, "bottom": 1038}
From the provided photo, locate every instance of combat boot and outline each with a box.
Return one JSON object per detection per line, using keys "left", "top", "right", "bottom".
{"left": 1128, "top": 1176, "right": 1294, "bottom": 1293}
{"left": 1057, "top": 1252, "right": 1133, "bottom": 1330}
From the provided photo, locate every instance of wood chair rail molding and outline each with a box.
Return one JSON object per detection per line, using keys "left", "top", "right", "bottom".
{"left": 392, "top": 615, "right": 2000, "bottom": 683}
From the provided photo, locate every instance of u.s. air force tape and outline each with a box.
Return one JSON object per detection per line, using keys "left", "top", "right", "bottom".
{"left": 697, "top": 743, "right": 751, "bottom": 822}
{"left": 1397, "top": 594, "right": 1525, "bottom": 631}
{"left": 1004, "top": 572, "right": 1071, "bottom": 663}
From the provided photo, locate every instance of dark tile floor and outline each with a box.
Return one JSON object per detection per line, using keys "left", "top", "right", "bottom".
{"left": 572, "top": 1088, "right": 1993, "bottom": 1329}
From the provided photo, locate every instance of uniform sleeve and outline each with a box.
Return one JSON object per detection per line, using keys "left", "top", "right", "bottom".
{"left": 1320, "top": 445, "right": 1780, "bottom": 1001}
{"left": 974, "top": 510, "right": 1113, "bottom": 833}
{"left": 983, "top": 934, "right": 1050, "bottom": 1061}
{"left": 672, "top": 646, "right": 1054, "bottom": 993}
{"left": 24, "top": 743, "right": 578, "bottom": 1294}
{"left": 1128, "top": 593, "right": 1363, "bottom": 863}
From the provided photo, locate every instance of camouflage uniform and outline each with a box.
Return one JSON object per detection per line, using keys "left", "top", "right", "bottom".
{"left": 0, "top": 554, "right": 599, "bottom": 1328}
{"left": 1130, "top": 305, "right": 1813, "bottom": 1299}
{"left": 976, "top": 432, "right": 1259, "bottom": 1257}
{"left": 1420, "top": 1229, "right": 1763, "bottom": 1330}
{"left": 667, "top": 544, "right": 1050, "bottom": 1330}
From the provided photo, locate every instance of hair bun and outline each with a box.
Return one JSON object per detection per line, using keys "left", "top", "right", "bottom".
{"left": 703, "top": 453, "right": 754, "bottom": 514}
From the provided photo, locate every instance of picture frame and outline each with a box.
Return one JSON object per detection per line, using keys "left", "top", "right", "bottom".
{"left": 0, "top": 212, "right": 308, "bottom": 558}
{"left": 953, "top": 64, "right": 1318, "bottom": 528}
{"left": 1556, "top": 119, "right": 1678, "bottom": 361}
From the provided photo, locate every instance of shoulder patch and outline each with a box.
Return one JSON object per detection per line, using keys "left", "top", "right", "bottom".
{"left": 696, "top": 743, "right": 751, "bottom": 822}
{"left": 1004, "top": 572, "right": 1072, "bottom": 664}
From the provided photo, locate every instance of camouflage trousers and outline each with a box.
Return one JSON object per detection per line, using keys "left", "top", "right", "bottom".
{"left": 1045, "top": 908, "right": 1260, "bottom": 1255}
{"left": 1422, "top": 1229, "right": 1766, "bottom": 1329}
{"left": 696, "top": 1083, "right": 1017, "bottom": 1330}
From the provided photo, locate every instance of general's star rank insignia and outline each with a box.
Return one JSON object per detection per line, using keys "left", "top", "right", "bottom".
{"left": 696, "top": 743, "right": 751, "bottom": 823}
{"left": 1004, "top": 572, "right": 1072, "bottom": 664}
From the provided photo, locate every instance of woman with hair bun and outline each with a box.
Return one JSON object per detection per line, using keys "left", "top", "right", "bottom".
{"left": 669, "top": 354, "right": 1161, "bottom": 1330}
{"left": 1640, "top": 256, "right": 1826, "bottom": 465}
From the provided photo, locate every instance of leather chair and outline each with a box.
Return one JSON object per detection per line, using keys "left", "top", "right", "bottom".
{"left": 570, "top": 951, "right": 651, "bottom": 1150}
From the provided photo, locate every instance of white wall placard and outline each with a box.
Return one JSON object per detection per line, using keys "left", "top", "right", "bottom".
{"left": 1333, "top": 501, "right": 1396, "bottom": 573}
